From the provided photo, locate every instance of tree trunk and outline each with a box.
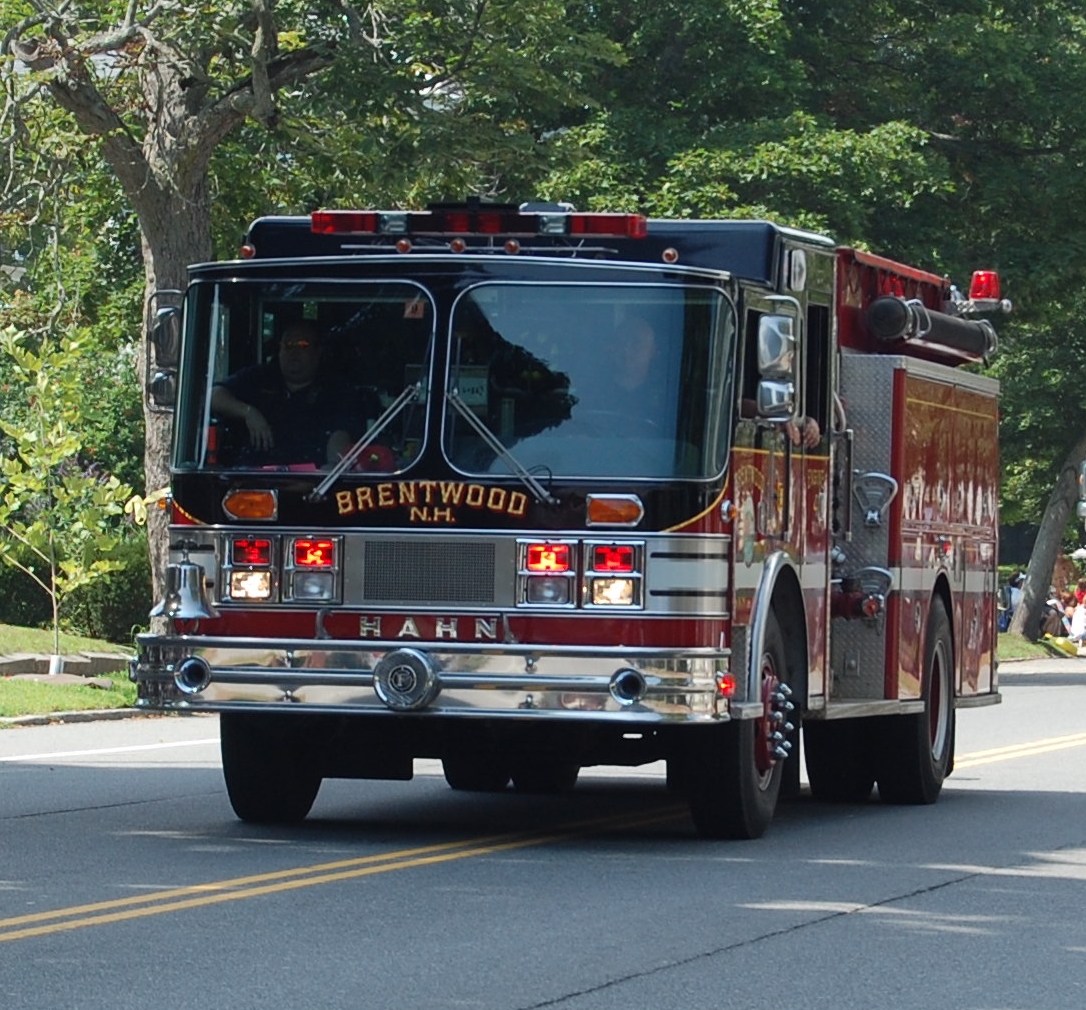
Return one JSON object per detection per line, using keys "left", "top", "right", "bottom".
{"left": 133, "top": 179, "right": 214, "bottom": 612}
{"left": 9, "top": 12, "right": 337, "bottom": 614}
{"left": 1008, "top": 430, "right": 1086, "bottom": 639}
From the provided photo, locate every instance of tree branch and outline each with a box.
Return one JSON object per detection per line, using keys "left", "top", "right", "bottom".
{"left": 188, "top": 44, "right": 339, "bottom": 155}
{"left": 4, "top": 22, "right": 154, "bottom": 200}
{"left": 249, "top": 0, "right": 279, "bottom": 127}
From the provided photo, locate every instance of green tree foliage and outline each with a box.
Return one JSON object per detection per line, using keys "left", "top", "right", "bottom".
{"left": 0, "top": 326, "right": 134, "bottom": 655}
{"left": 203, "top": 2, "right": 621, "bottom": 248}
{"left": 548, "top": 2, "right": 1086, "bottom": 598}
{"left": 3, "top": 0, "right": 1086, "bottom": 635}
{"left": 0, "top": 1, "right": 623, "bottom": 608}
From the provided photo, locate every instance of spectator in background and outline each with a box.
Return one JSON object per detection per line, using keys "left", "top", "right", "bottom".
{"left": 999, "top": 572, "right": 1025, "bottom": 632}
{"left": 1061, "top": 591, "right": 1077, "bottom": 636}
{"left": 1070, "top": 597, "right": 1086, "bottom": 646}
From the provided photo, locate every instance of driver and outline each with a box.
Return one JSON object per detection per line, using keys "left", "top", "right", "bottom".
{"left": 211, "top": 321, "right": 357, "bottom": 466}
{"left": 577, "top": 316, "right": 662, "bottom": 429}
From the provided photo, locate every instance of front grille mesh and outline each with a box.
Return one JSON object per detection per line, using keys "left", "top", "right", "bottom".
{"left": 363, "top": 540, "right": 496, "bottom": 603}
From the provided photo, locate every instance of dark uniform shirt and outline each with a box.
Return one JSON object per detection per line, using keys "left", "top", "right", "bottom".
{"left": 217, "top": 363, "right": 366, "bottom": 466}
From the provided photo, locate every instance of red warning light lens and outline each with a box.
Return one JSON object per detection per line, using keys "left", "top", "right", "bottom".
{"left": 526, "top": 543, "right": 571, "bottom": 573}
{"left": 233, "top": 538, "right": 272, "bottom": 566}
{"left": 294, "top": 539, "right": 335, "bottom": 568}
{"left": 311, "top": 211, "right": 379, "bottom": 234}
{"left": 567, "top": 213, "right": 648, "bottom": 239}
{"left": 443, "top": 212, "right": 472, "bottom": 233}
{"left": 593, "top": 544, "right": 635, "bottom": 572}
{"left": 969, "top": 270, "right": 1001, "bottom": 300}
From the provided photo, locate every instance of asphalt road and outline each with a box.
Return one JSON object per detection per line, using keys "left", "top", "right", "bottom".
{"left": 2, "top": 657, "right": 1086, "bottom": 1010}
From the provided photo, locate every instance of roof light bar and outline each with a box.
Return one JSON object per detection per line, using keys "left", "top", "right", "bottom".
{"left": 310, "top": 207, "right": 648, "bottom": 240}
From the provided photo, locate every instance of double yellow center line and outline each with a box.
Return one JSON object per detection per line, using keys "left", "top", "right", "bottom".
{"left": 6, "top": 731, "right": 1086, "bottom": 945}
{"left": 953, "top": 731, "right": 1086, "bottom": 770}
{"left": 0, "top": 807, "right": 683, "bottom": 944}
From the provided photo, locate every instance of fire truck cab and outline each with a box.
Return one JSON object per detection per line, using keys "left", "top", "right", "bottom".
{"left": 134, "top": 200, "right": 1002, "bottom": 839}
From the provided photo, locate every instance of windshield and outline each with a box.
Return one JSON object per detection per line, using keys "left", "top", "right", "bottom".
{"left": 445, "top": 283, "right": 735, "bottom": 479}
{"left": 174, "top": 280, "right": 433, "bottom": 472}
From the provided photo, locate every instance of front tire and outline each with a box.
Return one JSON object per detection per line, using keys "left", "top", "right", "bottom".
{"left": 220, "top": 713, "right": 322, "bottom": 824}
{"left": 687, "top": 611, "right": 794, "bottom": 839}
{"left": 877, "top": 598, "right": 955, "bottom": 804}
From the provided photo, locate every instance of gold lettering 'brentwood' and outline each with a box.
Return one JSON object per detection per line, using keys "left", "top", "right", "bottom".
{"left": 336, "top": 481, "right": 528, "bottom": 523}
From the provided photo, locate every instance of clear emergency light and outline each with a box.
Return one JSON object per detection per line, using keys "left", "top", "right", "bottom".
{"left": 311, "top": 208, "right": 649, "bottom": 240}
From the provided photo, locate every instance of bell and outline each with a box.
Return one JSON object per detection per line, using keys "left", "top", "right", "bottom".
{"left": 150, "top": 561, "right": 220, "bottom": 620}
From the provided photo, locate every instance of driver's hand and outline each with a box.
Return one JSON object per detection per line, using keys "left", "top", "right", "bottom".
{"left": 784, "top": 416, "right": 820, "bottom": 448}
{"left": 243, "top": 407, "right": 273, "bottom": 450}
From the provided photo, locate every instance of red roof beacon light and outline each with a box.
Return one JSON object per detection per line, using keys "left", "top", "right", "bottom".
{"left": 969, "top": 270, "right": 1001, "bottom": 300}
{"left": 965, "top": 270, "right": 1011, "bottom": 315}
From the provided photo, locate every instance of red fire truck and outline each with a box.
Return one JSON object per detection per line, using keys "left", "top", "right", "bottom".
{"left": 134, "top": 201, "right": 1003, "bottom": 838}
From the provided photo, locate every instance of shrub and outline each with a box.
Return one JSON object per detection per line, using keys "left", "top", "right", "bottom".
{"left": 63, "top": 534, "right": 153, "bottom": 644}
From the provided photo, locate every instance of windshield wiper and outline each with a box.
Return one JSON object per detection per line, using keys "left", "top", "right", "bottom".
{"left": 307, "top": 383, "right": 421, "bottom": 501}
{"left": 446, "top": 388, "right": 557, "bottom": 506}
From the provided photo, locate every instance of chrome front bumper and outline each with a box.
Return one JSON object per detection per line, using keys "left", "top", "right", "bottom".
{"left": 132, "top": 635, "right": 743, "bottom": 722}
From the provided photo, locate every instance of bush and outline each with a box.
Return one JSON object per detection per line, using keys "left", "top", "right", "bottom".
{"left": 62, "top": 534, "right": 153, "bottom": 644}
{"left": 0, "top": 559, "right": 52, "bottom": 628}
{"left": 0, "top": 534, "right": 151, "bottom": 645}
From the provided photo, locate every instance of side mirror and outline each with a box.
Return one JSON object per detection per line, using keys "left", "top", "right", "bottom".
{"left": 146, "top": 302, "right": 181, "bottom": 412}
{"left": 757, "top": 314, "right": 796, "bottom": 378}
{"left": 150, "top": 306, "right": 181, "bottom": 368}
{"left": 756, "top": 378, "right": 795, "bottom": 418}
{"left": 149, "top": 370, "right": 177, "bottom": 408}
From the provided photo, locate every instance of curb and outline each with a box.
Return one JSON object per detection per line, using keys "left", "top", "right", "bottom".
{"left": 0, "top": 707, "right": 146, "bottom": 727}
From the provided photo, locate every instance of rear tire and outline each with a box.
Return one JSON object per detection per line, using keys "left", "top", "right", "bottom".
{"left": 442, "top": 748, "right": 511, "bottom": 792}
{"left": 687, "top": 611, "right": 794, "bottom": 839}
{"left": 509, "top": 759, "right": 580, "bottom": 794}
{"left": 220, "top": 713, "right": 322, "bottom": 824}
{"left": 877, "top": 598, "right": 955, "bottom": 804}
{"left": 804, "top": 719, "right": 875, "bottom": 803}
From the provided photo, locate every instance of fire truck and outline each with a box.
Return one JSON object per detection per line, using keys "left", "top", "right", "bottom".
{"left": 133, "top": 200, "right": 1004, "bottom": 839}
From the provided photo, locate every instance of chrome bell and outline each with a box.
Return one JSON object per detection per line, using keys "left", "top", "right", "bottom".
{"left": 150, "top": 560, "right": 220, "bottom": 620}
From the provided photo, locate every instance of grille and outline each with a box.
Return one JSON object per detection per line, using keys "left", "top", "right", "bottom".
{"left": 362, "top": 540, "right": 496, "bottom": 603}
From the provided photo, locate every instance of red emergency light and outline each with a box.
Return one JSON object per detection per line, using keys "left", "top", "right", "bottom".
{"left": 969, "top": 270, "right": 1001, "bottom": 301}
{"left": 593, "top": 544, "right": 635, "bottom": 572}
{"left": 526, "top": 543, "right": 571, "bottom": 573}
{"left": 311, "top": 211, "right": 379, "bottom": 234}
{"left": 294, "top": 539, "right": 336, "bottom": 568}
{"left": 567, "top": 213, "right": 649, "bottom": 239}
{"left": 233, "top": 538, "right": 272, "bottom": 566}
